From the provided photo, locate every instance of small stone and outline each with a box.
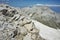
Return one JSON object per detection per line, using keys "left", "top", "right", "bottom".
{"left": 1, "top": 9, "right": 8, "bottom": 16}
{"left": 30, "top": 28, "right": 39, "bottom": 34}
{"left": 20, "top": 27, "right": 27, "bottom": 35}
{"left": 20, "top": 16, "right": 25, "bottom": 20}
{"left": 16, "top": 35, "right": 23, "bottom": 40}
{"left": 19, "top": 20, "right": 23, "bottom": 26}
{"left": 31, "top": 34, "right": 37, "bottom": 40}
{"left": 22, "top": 18, "right": 31, "bottom": 24}
{"left": 23, "top": 33, "right": 32, "bottom": 40}
{"left": 24, "top": 23, "right": 33, "bottom": 31}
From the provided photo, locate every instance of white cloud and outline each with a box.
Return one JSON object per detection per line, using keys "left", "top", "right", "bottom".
{"left": 36, "top": 4, "right": 60, "bottom": 7}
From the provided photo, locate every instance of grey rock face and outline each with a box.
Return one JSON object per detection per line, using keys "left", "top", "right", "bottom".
{"left": 0, "top": 4, "right": 44, "bottom": 40}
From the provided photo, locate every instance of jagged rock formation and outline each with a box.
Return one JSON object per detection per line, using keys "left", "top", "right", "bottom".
{"left": 0, "top": 4, "right": 45, "bottom": 40}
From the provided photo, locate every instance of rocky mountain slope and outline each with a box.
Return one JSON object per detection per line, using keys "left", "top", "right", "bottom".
{"left": 0, "top": 4, "right": 60, "bottom": 40}
{"left": 21, "top": 6, "right": 60, "bottom": 29}
{"left": 0, "top": 4, "right": 45, "bottom": 40}
{"left": 32, "top": 20, "right": 60, "bottom": 40}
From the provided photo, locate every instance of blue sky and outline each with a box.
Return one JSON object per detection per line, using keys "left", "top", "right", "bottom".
{"left": 1, "top": 0, "right": 60, "bottom": 7}
{"left": 0, "top": 0, "right": 60, "bottom": 13}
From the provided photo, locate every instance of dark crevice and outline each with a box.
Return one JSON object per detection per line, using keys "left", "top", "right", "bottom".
{"left": 13, "top": 30, "right": 18, "bottom": 38}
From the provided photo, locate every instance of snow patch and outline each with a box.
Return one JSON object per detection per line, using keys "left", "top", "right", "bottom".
{"left": 32, "top": 20, "right": 60, "bottom": 40}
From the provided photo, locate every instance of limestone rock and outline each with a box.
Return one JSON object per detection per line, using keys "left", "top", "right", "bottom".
{"left": 22, "top": 18, "right": 31, "bottom": 24}
{"left": 0, "top": 4, "right": 45, "bottom": 40}
{"left": 23, "top": 33, "right": 32, "bottom": 40}
{"left": 24, "top": 22, "right": 34, "bottom": 31}
{"left": 19, "top": 27, "right": 27, "bottom": 35}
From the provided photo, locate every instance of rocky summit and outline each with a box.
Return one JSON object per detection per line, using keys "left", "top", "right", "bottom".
{"left": 0, "top": 4, "right": 60, "bottom": 40}
{"left": 0, "top": 4, "right": 45, "bottom": 40}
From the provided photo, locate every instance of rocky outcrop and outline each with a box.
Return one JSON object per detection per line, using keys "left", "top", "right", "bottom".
{"left": 0, "top": 4, "right": 44, "bottom": 40}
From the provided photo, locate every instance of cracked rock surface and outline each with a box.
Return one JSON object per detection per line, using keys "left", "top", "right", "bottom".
{"left": 0, "top": 4, "right": 44, "bottom": 40}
